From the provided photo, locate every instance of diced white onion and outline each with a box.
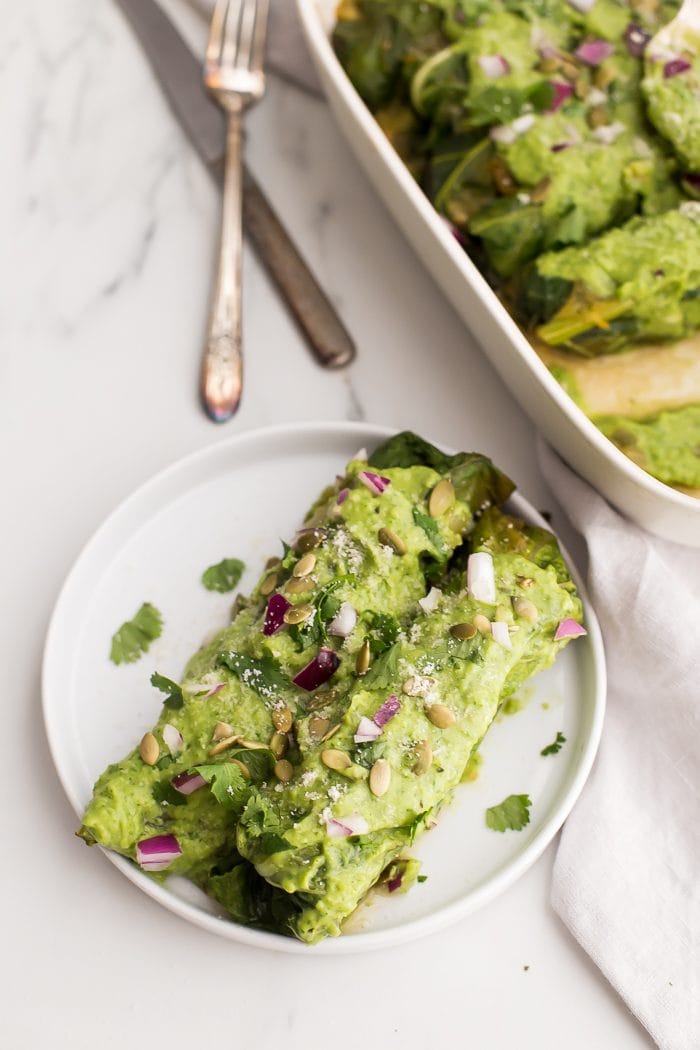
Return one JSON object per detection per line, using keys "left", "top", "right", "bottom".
{"left": 467, "top": 552, "right": 497, "bottom": 604}
{"left": 328, "top": 602, "right": 358, "bottom": 638}
{"left": 418, "top": 587, "right": 442, "bottom": 614}
{"left": 491, "top": 621, "right": 512, "bottom": 649}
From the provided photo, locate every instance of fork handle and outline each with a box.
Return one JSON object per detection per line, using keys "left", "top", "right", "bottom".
{"left": 201, "top": 111, "right": 244, "bottom": 421}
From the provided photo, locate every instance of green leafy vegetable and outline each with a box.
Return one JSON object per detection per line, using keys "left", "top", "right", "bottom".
{"left": 352, "top": 739, "right": 387, "bottom": 769}
{"left": 109, "top": 603, "right": 162, "bottom": 665}
{"left": 201, "top": 558, "right": 245, "bottom": 593}
{"left": 239, "top": 791, "right": 291, "bottom": 854}
{"left": 485, "top": 794, "right": 532, "bottom": 832}
{"left": 152, "top": 779, "right": 187, "bottom": 807}
{"left": 194, "top": 761, "right": 250, "bottom": 812}
{"left": 150, "top": 672, "right": 184, "bottom": 710}
{"left": 417, "top": 874, "right": 428, "bottom": 883}
{"left": 363, "top": 610, "right": 401, "bottom": 656}
{"left": 362, "top": 642, "right": 401, "bottom": 690}
{"left": 218, "top": 651, "right": 289, "bottom": 699}
{"left": 540, "top": 731, "right": 566, "bottom": 756}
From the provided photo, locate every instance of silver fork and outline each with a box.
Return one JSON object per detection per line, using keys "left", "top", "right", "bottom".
{"left": 202, "top": 0, "right": 269, "bottom": 421}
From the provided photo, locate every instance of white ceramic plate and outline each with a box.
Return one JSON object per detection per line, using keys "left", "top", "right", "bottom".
{"left": 43, "top": 422, "right": 605, "bottom": 954}
{"left": 296, "top": 0, "right": 700, "bottom": 547}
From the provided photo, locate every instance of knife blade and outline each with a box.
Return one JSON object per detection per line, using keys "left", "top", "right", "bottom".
{"left": 113, "top": 0, "right": 355, "bottom": 369}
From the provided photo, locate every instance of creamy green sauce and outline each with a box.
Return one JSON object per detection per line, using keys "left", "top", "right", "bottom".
{"left": 596, "top": 403, "right": 700, "bottom": 486}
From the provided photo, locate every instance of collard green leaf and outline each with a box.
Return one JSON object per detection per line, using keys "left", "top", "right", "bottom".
{"left": 201, "top": 558, "right": 245, "bottom": 593}
{"left": 110, "top": 603, "right": 163, "bottom": 665}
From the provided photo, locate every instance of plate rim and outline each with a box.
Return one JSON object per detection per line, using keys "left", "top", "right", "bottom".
{"left": 42, "top": 420, "right": 606, "bottom": 955}
{"left": 295, "top": 0, "right": 700, "bottom": 524}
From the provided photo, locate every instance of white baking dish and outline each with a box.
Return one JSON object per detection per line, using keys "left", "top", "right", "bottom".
{"left": 297, "top": 0, "right": 700, "bottom": 547}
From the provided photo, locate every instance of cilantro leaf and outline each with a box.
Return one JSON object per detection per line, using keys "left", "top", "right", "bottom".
{"left": 152, "top": 779, "right": 187, "bottom": 807}
{"left": 150, "top": 672, "right": 184, "bottom": 710}
{"left": 193, "top": 761, "right": 250, "bottom": 812}
{"left": 417, "top": 875, "right": 428, "bottom": 883}
{"left": 540, "top": 731, "right": 566, "bottom": 757}
{"left": 239, "top": 791, "right": 291, "bottom": 853}
{"left": 280, "top": 542, "right": 298, "bottom": 572}
{"left": 218, "top": 651, "right": 289, "bottom": 699}
{"left": 230, "top": 746, "right": 275, "bottom": 782}
{"left": 351, "top": 739, "right": 386, "bottom": 769}
{"left": 485, "top": 794, "right": 532, "bottom": 833}
{"left": 362, "top": 642, "right": 401, "bottom": 690}
{"left": 110, "top": 603, "right": 162, "bottom": 665}
{"left": 201, "top": 558, "right": 245, "bottom": 593}
{"left": 363, "top": 611, "right": 400, "bottom": 656}
{"left": 412, "top": 507, "right": 450, "bottom": 558}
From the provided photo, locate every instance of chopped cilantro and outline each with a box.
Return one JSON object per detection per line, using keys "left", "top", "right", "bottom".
{"left": 279, "top": 542, "right": 298, "bottom": 572}
{"left": 352, "top": 739, "right": 386, "bottom": 769}
{"left": 150, "top": 672, "right": 184, "bottom": 710}
{"left": 152, "top": 779, "right": 187, "bottom": 807}
{"left": 412, "top": 507, "right": 450, "bottom": 558}
{"left": 417, "top": 875, "right": 428, "bottom": 883}
{"left": 541, "top": 731, "right": 566, "bottom": 756}
{"left": 485, "top": 794, "right": 532, "bottom": 832}
{"left": 239, "top": 791, "right": 291, "bottom": 854}
{"left": 363, "top": 611, "right": 400, "bottom": 656}
{"left": 109, "top": 603, "right": 162, "bottom": 665}
{"left": 193, "top": 761, "right": 250, "bottom": 812}
{"left": 201, "top": 558, "right": 245, "bottom": 593}
{"left": 218, "top": 651, "right": 288, "bottom": 699}
{"left": 362, "top": 642, "right": 400, "bottom": 689}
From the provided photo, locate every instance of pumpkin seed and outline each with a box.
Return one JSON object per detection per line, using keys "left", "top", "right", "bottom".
{"left": 274, "top": 759, "right": 294, "bottom": 783}
{"left": 284, "top": 603, "right": 314, "bottom": 625}
{"left": 321, "top": 748, "right": 351, "bottom": 771}
{"left": 369, "top": 759, "right": 391, "bottom": 797}
{"left": 139, "top": 732, "right": 159, "bottom": 766}
{"left": 260, "top": 573, "right": 277, "bottom": 596}
{"left": 309, "top": 716, "right": 330, "bottom": 739}
{"left": 231, "top": 758, "right": 250, "bottom": 780}
{"left": 450, "top": 622, "right": 476, "bottom": 641}
{"left": 270, "top": 732, "right": 288, "bottom": 757}
{"left": 427, "top": 703, "right": 456, "bottom": 728}
{"left": 213, "top": 721, "right": 235, "bottom": 741}
{"left": 473, "top": 613, "right": 492, "bottom": 635}
{"left": 284, "top": 576, "right": 315, "bottom": 595}
{"left": 428, "top": 478, "right": 455, "bottom": 518}
{"left": 530, "top": 177, "right": 551, "bottom": 204}
{"left": 321, "top": 723, "right": 341, "bottom": 742}
{"left": 295, "top": 528, "right": 325, "bottom": 552}
{"left": 238, "top": 738, "right": 270, "bottom": 751}
{"left": 587, "top": 104, "right": 609, "bottom": 129}
{"left": 413, "top": 739, "right": 432, "bottom": 776}
{"left": 377, "top": 527, "right": 406, "bottom": 555}
{"left": 264, "top": 556, "right": 281, "bottom": 571}
{"left": 356, "top": 639, "right": 371, "bottom": 676}
{"left": 208, "top": 734, "right": 239, "bottom": 756}
{"left": 512, "top": 596, "right": 539, "bottom": 623}
{"left": 305, "top": 688, "right": 337, "bottom": 712}
{"left": 517, "top": 576, "right": 534, "bottom": 589}
{"left": 293, "top": 552, "right": 317, "bottom": 578}
{"left": 272, "top": 706, "right": 293, "bottom": 733}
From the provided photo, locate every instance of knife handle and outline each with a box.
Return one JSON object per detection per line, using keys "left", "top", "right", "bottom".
{"left": 241, "top": 168, "right": 356, "bottom": 369}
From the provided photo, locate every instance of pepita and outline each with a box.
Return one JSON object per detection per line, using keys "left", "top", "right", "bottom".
{"left": 473, "top": 613, "right": 492, "bottom": 635}
{"left": 272, "top": 706, "right": 294, "bottom": 734}
{"left": 295, "top": 528, "right": 325, "bottom": 553}
{"left": 530, "top": 176, "right": 551, "bottom": 204}
{"left": 450, "top": 622, "right": 476, "bottom": 641}
{"left": 238, "top": 738, "right": 270, "bottom": 751}
{"left": 213, "top": 721, "right": 235, "bottom": 741}
{"left": 356, "top": 639, "right": 371, "bottom": 676}
{"left": 270, "top": 732, "right": 288, "bottom": 757}
{"left": 293, "top": 552, "right": 317, "bottom": 578}
{"left": 139, "top": 732, "right": 159, "bottom": 766}
{"left": 517, "top": 576, "right": 535, "bottom": 589}
{"left": 208, "top": 734, "right": 239, "bottom": 756}
{"left": 284, "top": 576, "right": 315, "bottom": 595}
{"left": 377, "top": 527, "right": 406, "bottom": 555}
{"left": 427, "top": 703, "right": 456, "bottom": 728}
{"left": 305, "top": 688, "right": 337, "bottom": 712}
{"left": 321, "top": 723, "right": 341, "bottom": 742}
{"left": 369, "top": 759, "right": 391, "bottom": 797}
{"left": 260, "top": 573, "right": 277, "bottom": 596}
{"left": 413, "top": 739, "right": 432, "bottom": 776}
{"left": 309, "top": 716, "right": 330, "bottom": 739}
{"left": 231, "top": 758, "right": 250, "bottom": 780}
{"left": 512, "top": 596, "right": 539, "bottom": 623}
{"left": 428, "top": 478, "right": 455, "bottom": 518}
{"left": 274, "top": 759, "right": 294, "bottom": 783}
{"left": 284, "top": 603, "right": 314, "bottom": 625}
{"left": 321, "top": 748, "right": 352, "bottom": 771}
{"left": 264, "top": 556, "right": 281, "bottom": 571}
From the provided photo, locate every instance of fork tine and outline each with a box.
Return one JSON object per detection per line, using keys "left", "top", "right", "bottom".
{"left": 221, "top": 0, "right": 244, "bottom": 70}
{"left": 250, "top": 0, "right": 269, "bottom": 74}
{"left": 233, "top": 0, "right": 259, "bottom": 72}
{"left": 205, "top": 0, "right": 229, "bottom": 68}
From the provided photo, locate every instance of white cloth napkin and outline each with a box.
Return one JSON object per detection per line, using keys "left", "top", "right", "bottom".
{"left": 186, "top": 0, "right": 321, "bottom": 94}
{"left": 186, "top": 2, "right": 700, "bottom": 1043}
{"left": 538, "top": 439, "right": 700, "bottom": 1050}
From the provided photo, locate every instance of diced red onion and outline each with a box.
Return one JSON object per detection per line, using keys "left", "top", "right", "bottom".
{"left": 548, "top": 80, "right": 574, "bottom": 112}
{"left": 554, "top": 618, "right": 587, "bottom": 641}
{"left": 263, "top": 593, "right": 291, "bottom": 636}
{"left": 467, "top": 551, "right": 496, "bottom": 604}
{"left": 575, "top": 39, "right": 615, "bottom": 66}
{"left": 374, "top": 694, "right": 401, "bottom": 727}
{"left": 162, "top": 723, "right": 183, "bottom": 755}
{"left": 567, "top": 0, "right": 595, "bottom": 12}
{"left": 354, "top": 715, "right": 382, "bottom": 743}
{"left": 136, "top": 834, "right": 182, "bottom": 871}
{"left": 328, "top": 602, "right": 357, "bottom": 639}
{"left": 478, "top": 54, "right": 510, "bottom": 79}
{"left": 358, "top": 470, "right": 391, "bottom": 496}
{"left": 418, "top": 586, "right": 442, "bottom": 614}
{"left": 664, "top": 58, "right": 692, "bottom": 78}
{"left": 325, "top": 812, "right": 370, "bottom": 838}
{"left": 293, "top": 648, "right": 340, "bottom": 691}
{"left": 623, "top": 23, "right": 650, "bottom": 58}
{"left": 336, "top": 487, "right": 349, "bottom": 505}
{"left": 491, "top": 621, "right": 512, "bottom": 650}
{"left": 440, "top": 216, "right": 468, "bottom": 247}
{"left": 171, "top": 771, "right": 206, "bottom": 795}
{"left": 184, "top": 679, "right": 225, "bottom": 698}
{"left": 551, "top": 142, "right": 571, "bottom": 152}
{"left": 681, "top": 173, "right": 700, "bottom": 199}
{"left": 387, "top": 874, "right": 403, "bottom": 893}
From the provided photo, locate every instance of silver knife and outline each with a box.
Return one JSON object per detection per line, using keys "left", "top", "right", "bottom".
{"left": 113, "top": 0, "right": 355, "bottom": 370}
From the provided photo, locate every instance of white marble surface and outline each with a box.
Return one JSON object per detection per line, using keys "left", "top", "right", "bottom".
{"left": 2, "top": 1, "right": 653, "bottom": 1046}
